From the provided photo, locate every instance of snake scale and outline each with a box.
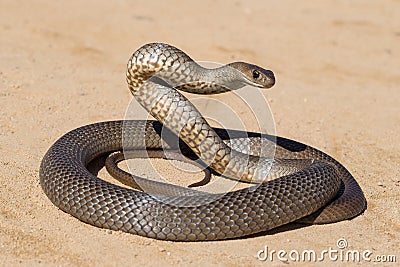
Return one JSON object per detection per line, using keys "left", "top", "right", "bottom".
{"left": 39, "top": 43, "right": 366, "bottom": 241}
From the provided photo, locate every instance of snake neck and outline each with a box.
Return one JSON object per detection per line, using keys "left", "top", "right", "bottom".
{"left": 180, "top": 64, "right": 251, "bottom": 94}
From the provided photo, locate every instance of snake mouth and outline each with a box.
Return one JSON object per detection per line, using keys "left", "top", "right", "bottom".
{"left": 260, "top": 79, "right": 275, "bottom": 88}
{"left": 252, "top": 82, "right": 269, "bottom": 88}
{"left": 245, "top": 75, "right": 275, "bottom": 89}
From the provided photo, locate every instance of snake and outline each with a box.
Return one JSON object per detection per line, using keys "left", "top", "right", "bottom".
{"left": 39, "top": 43, "right": 366, "bottom": 241}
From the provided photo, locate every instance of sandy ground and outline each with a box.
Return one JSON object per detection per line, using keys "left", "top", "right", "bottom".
{"left": 1, "top": 0, "right": 399, "bottom": 266}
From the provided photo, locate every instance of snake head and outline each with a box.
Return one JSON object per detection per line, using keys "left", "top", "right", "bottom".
{"left": 228, "top": 62, "right": 275, "bottom": 89}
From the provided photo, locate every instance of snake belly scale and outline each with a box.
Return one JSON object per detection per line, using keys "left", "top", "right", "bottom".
{"left": 39, "top": 43, "right": 366, "bottom": 241}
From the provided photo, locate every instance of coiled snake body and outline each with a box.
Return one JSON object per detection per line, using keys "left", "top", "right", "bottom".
{"left": 39, "top": 43, "right": 366, "bottom": 241}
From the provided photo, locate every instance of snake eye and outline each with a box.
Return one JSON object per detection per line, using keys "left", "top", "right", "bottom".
{"left": 252, "top": 70, "right": 260, "bottom": 79}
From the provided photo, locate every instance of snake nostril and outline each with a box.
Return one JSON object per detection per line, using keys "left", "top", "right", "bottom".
{"left": 267, "top": 71, "right": 275, "bottom": 85}
{"left": 266, "top": 70, "right": 275, "bottom": 80}
{"left": 264, "top": 70, "right": 275, "bottom": 86}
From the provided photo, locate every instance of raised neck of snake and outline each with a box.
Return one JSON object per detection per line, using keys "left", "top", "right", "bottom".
{"left": 126, "top": 43, "right": 275, "bottom": 95}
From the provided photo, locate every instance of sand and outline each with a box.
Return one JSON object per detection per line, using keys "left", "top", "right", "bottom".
{"left": 0, "top": 0, "right": 399, "bottom": 266}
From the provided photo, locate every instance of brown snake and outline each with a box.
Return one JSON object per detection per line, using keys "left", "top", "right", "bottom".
{"left": 39, "top": 43, "right": 366, "bottom": 241}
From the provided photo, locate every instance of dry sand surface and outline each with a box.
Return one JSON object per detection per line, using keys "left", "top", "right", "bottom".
{"left": 1, "top": 0, "right": 399, "bottom": 266}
